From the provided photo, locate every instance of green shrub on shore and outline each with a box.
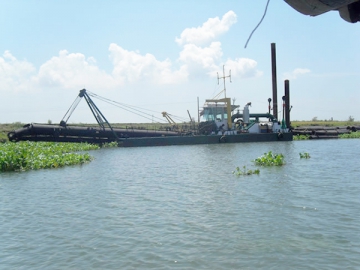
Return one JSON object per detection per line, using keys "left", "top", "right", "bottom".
{"left": 0, "top": 142, "right": 99, "bottom": 172}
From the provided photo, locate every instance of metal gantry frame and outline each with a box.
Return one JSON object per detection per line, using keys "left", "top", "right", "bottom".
{"left": 60, "top": 89, "right": 119, "bottom": 140}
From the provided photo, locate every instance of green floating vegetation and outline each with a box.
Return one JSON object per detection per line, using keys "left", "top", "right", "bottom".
{"left": 299, "top": 152, "right": 311, "bottom": 159}
{"left": 101, "top": 141, "right": 119, "bottom": 148}
{"left": 233, "top": 166, "right": 260, "bottom": 176}
{"left": 339, "top": 131, "right": 360, "bottom": 139}
{"left": 0, "top": 141, "right": 100, "bottom": 172}
{"left": 254, "top": 151, "right": 285, "bottom": 166}
{"left": 293, "top": 134, "right": 310, "bottom": 140}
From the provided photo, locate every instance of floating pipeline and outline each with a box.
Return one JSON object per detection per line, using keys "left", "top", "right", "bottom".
{"left": 7, "top": 123, "right": 293, "bottom": 147}
{"left": 292, "top": 125, "right": 360, "bottom": 139}
{"left": 7, "top": 123, "right": 179, "bottom": 144}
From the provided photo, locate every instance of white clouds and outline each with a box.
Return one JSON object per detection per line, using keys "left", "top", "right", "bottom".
{"left": 283, "top": 68, "right": 311, "bottom": 80}
{"left": 1, "top": 10, "right": 260, "bottom": 97}
{"left": 109, "top": 44, "right": 188, "bottom": 85}
{"left": 0, "top": 51, "right": 36, "bottom": 92}
{"left": 178, "top": 42, "right": 223, "bottom": 73}
{"left": 0, "top": 50, "right": 118, "bottom": 93}
{"left": 175, "top": 10, "right": 260, "bottom": 79}
{"left": 35, "top": 50, "right": 117, "bottom": 89}
{"left": 175, "top": 11, "right": 237, "bottom": 46}
{"left": 173, "top": 10, "right": 236, "bottom": 78}
{"left": 224, "top": 58, "right": 263, "bottom": 78}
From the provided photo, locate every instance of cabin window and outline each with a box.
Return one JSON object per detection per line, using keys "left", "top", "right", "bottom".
{"left": 203, "top": 107, "right": 227, "bottom": 122}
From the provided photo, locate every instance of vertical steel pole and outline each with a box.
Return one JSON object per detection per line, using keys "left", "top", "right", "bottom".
{"left": 271, "top": 43, "right": 278, "bottom": 120}
{"left": 285, "top": 80, "right": 290, "bottom": 128}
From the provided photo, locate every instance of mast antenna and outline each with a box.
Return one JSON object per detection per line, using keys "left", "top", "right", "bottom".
{"left": 217, "top": 65, "right": 231, "bottom": 98}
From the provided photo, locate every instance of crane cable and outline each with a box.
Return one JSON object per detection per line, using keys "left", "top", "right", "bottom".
{"left": 87, "top": 91, "right": 188, "bottom": 123}
{"left": 88, "top": 92, "right": 165, "bottom": 123}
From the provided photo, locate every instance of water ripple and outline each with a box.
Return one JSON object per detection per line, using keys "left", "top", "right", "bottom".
{"left": 1, "top": 140, "right": 360, "bottom": 269}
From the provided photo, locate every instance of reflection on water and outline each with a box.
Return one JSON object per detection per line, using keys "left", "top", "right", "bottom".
{"left": 1, "top": 140, "right": 360, "bottom": 269}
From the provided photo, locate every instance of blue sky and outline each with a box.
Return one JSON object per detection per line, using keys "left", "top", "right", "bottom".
{"left": 1, "top": 0, "right": 359, "bottom": 124}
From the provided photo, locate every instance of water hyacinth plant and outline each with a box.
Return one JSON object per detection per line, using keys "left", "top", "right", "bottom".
{"left": 233, "top": 166, "right": 260, "bottom": 176}
{"left": 101, "top": 141, "right": 119, "bottom": 148}
{"left": 254, "top": 151, "right": 285, "bottom": 166}
{"left": 0, "top": 141, "right": 99, "bottom": 172}
{"left": 293, "top": 134, "right": 310, "bottom": 140}
{"left": 339, "top": 131, "right": 360, "bottom": 139}
{"left": 299, "top": 152, "right": 311, "bottom": 159}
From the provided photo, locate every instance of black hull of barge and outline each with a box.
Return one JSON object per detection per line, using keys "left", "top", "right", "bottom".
{"left": 118, "top": 132, "right": 293, "bottom": 147}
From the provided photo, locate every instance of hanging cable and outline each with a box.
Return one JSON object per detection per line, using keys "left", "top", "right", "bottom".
{"left": 88, "top": 91, "right": 158, "bottom": 114}
{"left": 93, "top": 97, "right": 165, "bottom": 123}
{"left": 244, "top": 0, "right": 271, "bottom": 48}
{"left": 61, "top": 96, "right": 81, "bottom": 123}
{"left": 87, "top": 91, "right": 189, "bottom": 124}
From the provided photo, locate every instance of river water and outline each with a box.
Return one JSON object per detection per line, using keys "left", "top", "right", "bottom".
{"left": 1, "top": 139, "right": 360, "bottom": 269}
